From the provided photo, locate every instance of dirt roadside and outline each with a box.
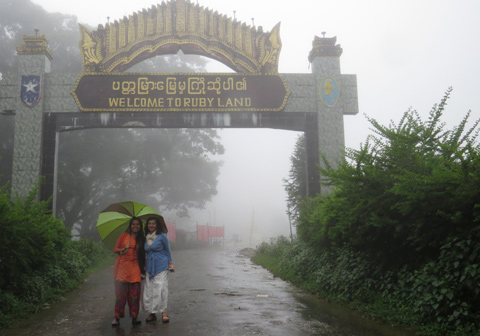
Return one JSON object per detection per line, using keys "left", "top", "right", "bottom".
{"left": 1, "top": 264, "right": 113, "bottom": 336}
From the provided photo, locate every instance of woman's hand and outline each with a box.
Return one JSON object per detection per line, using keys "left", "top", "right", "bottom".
{"left": 116, "top": 247, "right": 128, "bottom": 255}
{"left": 168, "top": 263, "right": 175, "bottom": 272}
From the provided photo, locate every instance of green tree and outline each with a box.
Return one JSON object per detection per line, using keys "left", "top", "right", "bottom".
{"left": 283, "top": 133, "right": 307, "bottom": 222}
{"left": 57, "top": 128, "right": 224, "bottom": 239}
{"left": 298, "top": 89, "right": 480, "bottom": 268}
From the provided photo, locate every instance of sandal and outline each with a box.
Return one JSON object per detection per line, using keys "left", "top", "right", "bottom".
{"left": 162, "top": 312, "right": 170, "bottom": 323}
{"left": 146, "top": 313, "right": 157, "bottom": 323}
{"left": 111, "top": 318, "right": 120, "bottom": 326}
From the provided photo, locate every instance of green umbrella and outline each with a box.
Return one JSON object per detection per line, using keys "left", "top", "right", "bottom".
{"left": 96, "top": 201, "right": 167, "bottom": 249}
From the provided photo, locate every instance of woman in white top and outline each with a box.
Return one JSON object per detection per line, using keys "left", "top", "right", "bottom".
{"left": 143, "top": 216, "right": 174, "bottom": 323}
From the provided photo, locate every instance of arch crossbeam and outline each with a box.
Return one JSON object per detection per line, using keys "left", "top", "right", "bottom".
{"left": 40, "top": 112, "right": 320, "bottom": 204}
{"left": 79, "top": 0, "right": 282, "bottom": 73}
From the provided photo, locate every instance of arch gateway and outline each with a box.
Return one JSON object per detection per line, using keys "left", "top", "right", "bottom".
{"left": 0, "top": 0, "right": 358, "bottom": 213}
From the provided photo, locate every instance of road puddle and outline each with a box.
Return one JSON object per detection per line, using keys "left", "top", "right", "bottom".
{"left": 293, "top": 291, "right": 416, "bottom": 336}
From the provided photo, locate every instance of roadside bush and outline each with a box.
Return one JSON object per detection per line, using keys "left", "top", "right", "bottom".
{"left": 279, "top": 240, "right": 315, "bottom": 283}
{"left": 391, "top": 238, "right": 480, "bottom": 335}
{"left": 254, "top": 235, "right": 480, "bottom": 335}
{"left": 0, "top": 239, "right": 111, "bottom": 328}
{"left": 0, "top": 184, "right": 70, "bottom": 292}
{"left": 256, "top": 235, "right": 291, "bottom": 258}
{"left": 0, "top": 292, "right": 30, "bottom": 327}
{"left": 299, "top": 90, "right": 480, "bottom": 270}
{"left": 276, "top": 90, "right": 480, "bottom": 335}
{"left": 69, "top": 238, "right": 112, "bottom": 269}
{"left": 0, "top": 184, "right": 113, "bottom": 328}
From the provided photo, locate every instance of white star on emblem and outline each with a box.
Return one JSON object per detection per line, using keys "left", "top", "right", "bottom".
{"left": 23, "top": 80, "right": 38, "bottom": 92}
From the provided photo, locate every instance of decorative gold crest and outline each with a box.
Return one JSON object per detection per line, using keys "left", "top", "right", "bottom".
{"left": 79, "top": 25, "right": 103, "bottom": 72}
{"left": 78, "top": 0, "right": 282, "bottom": 74}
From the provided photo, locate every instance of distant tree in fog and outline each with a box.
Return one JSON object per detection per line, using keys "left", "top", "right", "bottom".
{"left": 283, "top": 133, "right": 307, "bottom": 223}
{"left": 58, "top": 128, "right": 224, "bottom": 240}
{"left": 0, "top": 0, "right": 225, "bottom": 239}
{"left": 0, "top": 0, "right": 209, "bottom": 76}
{"left": 0, "top": 0, "right": 82, "bottom": 182}
{"left": 0, "top": 0, "right": 83, "bottom": 75}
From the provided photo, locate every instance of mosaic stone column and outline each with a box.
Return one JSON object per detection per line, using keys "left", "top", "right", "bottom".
{"left": 11, "top": 34, "right": 52, "bottom": 199}
{"left": 309, "top": 35, "right": 358, "bottom": 194}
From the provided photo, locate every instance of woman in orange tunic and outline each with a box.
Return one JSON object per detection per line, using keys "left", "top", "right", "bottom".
{"left": 111, "top": 217, "right": 145, "bottom": 326}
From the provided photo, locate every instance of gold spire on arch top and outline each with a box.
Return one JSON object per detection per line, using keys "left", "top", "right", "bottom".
{"left": 79, "top": 0, "right": 282, "bottom": 73}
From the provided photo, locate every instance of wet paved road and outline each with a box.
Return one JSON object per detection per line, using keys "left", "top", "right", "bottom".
{"left": 2, "top": 248, "right": 414, "bottom": 336}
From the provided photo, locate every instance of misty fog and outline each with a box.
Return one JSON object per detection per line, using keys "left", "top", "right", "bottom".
{"left": 57, "top": 126, "right": 299, "bottom": 247}
{"left": 3, "top": 0, "right": 479, "bottom": 247}
{"left": 175, "top": 128, "right": 300, "bottom": 246}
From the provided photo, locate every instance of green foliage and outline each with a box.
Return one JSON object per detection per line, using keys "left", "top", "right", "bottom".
{"left": 68, "top": 238, "right": 113, "bottom": 269}
{"left": 0, "top": 184, "right": 70, "bottom": 290}
{"left": 251, "top": 253, "right": 283, "bottom": 278}
{"left": 391, "top": 237, "right": 480, "bottom": 334}
{"left": 282, "top": 90, "right": 480, "bottom": 335}
{"left": 0, "top": 185, "right": 113, "bottom": 328}
{"left": 283, "top": 134, "right": 307, "bottom": 222}
{"left": 256, "top": 235, "right": 292, "bottom": 257}
{"left": 299, "top": 89, "right": 480, "bottom": 268}
{"left": 255, "top": 236, "right": 303, "bottom": 283}
{"left": 254, "top": 237, "right": 480, "bottom": 335}
{"left": 0, "top": 238, "right": 111, "bottom": 328}
{"left": 257, "top": 238, "right": 381, "bottom": 301}
{"left": 57, "top": 128, "right": 224, "bottom": 240}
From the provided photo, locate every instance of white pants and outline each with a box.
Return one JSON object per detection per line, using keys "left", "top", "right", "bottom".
{"left": 143, "top": 270, "right": 169, "bottom": 314}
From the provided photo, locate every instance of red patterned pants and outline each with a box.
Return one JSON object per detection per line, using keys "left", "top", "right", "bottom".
{"left": 114, "top": 281, "right": 141, "bottom": 319}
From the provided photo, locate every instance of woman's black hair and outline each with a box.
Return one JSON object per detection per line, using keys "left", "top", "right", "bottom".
{"left": 127, "top": 216, "right": 145, "bottom": 274}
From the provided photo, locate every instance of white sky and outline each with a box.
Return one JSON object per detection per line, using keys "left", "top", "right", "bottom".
{"left": 32, "top": 0, "right": 480, "bottom": 244}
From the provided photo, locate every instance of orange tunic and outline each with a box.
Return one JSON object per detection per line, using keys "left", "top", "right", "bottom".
{"left": 113, "top": 233, "right": 141, "bottom": 283}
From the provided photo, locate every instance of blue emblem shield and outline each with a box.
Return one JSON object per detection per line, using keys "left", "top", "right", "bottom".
{"left": 319, "top": 77, "right": 340, "bottom": 107}
{"left": 20, "top": 75, "right": 41, "bottom": 107}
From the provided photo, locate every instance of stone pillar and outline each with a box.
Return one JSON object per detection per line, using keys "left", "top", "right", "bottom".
{"left": 11, "top": 34, "right": 52, "bottom": 199}
{"left": 309, "top": 35, "right": 358, "bottom": 195}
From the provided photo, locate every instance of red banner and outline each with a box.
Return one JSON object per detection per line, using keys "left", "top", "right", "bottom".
{"left": 197, "top": 225, "right": 224, "bottom": 241}
{"left": 197, "top": 225, "right": 209, "bottom": 242}
{"left": 166, "top": 222, "right": 176, "bottom": 242}
{"left": 208, "top": 226, "right": 225, "bottom": 238}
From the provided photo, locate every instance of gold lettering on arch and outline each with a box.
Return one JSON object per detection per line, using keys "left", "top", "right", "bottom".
{"left": 71, "top": 73, "right": 290, "bottom": 112}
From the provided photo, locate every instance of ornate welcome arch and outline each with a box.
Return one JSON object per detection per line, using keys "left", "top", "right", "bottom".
{"left": 79, "top": 0, "right": 281, "bottom": 74}
{"left": 1, "top": 0, "right": 359, "bottom": 207}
